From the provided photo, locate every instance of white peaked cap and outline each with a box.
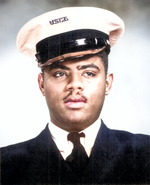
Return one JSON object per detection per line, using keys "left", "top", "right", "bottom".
{"left": 16, "top": 7, "right": 125, "bottom": 67}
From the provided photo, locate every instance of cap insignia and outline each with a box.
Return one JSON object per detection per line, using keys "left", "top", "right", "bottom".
{"left": 49, "top": 16, "right": 69, "bottom": 25}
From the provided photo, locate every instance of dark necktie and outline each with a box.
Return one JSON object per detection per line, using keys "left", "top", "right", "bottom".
{"left": 66, "top": 132, "right": 89, "bottom": 177}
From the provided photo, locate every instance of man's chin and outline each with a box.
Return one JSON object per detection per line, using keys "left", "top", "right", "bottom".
{"left": 61, "top": 118, "right": 93, "bottom": 132}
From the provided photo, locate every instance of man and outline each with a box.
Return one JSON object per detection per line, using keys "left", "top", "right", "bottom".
{"left": 1, "top": 7, "right": 150, "bottom": 185}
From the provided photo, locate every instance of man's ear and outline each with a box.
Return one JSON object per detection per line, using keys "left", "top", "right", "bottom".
{"left": 38, "top": 73, "right": 45, "bottom": 96}
{"left": 105, "top": 73, "right": 113, "bottom": 95}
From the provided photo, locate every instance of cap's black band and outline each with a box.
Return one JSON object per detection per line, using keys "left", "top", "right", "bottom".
{"left": 36, "top": 29, "right": 109, "bottom": 64}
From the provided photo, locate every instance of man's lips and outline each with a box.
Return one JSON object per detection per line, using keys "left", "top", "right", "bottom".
{"left": 64, "top": 96, "right": 87, "bottom": 108}
{"left": 64, "top": 97, "right": 87, "bottom": 103}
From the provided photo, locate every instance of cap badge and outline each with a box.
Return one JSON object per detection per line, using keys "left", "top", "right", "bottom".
{"left": 49, "top": 16, "right": 69, "bottom": 25}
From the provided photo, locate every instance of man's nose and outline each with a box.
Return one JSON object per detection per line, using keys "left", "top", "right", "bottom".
{"left": 66, "top": 73, "right": 84, "bottom": 92}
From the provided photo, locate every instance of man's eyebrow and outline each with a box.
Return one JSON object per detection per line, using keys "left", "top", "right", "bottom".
{"left": 48, "top": 63, "right": 70, "bottom": 71}
{"left": 77, "top": 64, "right": 100, "bottom": 71}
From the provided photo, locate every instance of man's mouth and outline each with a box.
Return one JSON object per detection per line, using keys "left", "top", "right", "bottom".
{"left": 64, "top": 96, "right": 87, "bottom": 108}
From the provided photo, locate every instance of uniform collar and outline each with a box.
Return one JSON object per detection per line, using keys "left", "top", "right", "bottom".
{"left": 48, "top": 119, "right": 101, "bottom": 158}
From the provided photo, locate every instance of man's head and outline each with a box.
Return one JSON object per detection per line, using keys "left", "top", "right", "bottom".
{"left": 16, "top": 7, "right": 124, "bottom": 132}
{"left": 38, "top": 52, "right": 113, "bottom": 132}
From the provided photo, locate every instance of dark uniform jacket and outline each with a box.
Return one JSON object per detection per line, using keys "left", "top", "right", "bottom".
{"left": 1, "top": 121, "right": 150, "bottom": 185}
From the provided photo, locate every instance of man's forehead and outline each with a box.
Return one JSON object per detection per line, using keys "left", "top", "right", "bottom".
{"left": 47, "top": 56, "right": 102, "bottom": 71}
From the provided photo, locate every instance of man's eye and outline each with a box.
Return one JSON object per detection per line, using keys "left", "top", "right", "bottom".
{"left": 84, "top": 72, "right": 95, "bottom": 77}
{"left": 54, "top": 71, "right": 66, "bottom": 77}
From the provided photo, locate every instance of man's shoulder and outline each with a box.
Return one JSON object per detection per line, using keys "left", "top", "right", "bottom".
{"left": 110, "top": 125, "right": 150, "bottom": 144}
{"left": 100, "top": 121, "right": 150, "bottom": 151}
{"left": 1, "top": 124, "right": 50, "bottom": 159}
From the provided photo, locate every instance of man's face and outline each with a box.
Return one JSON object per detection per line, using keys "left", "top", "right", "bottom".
{"left": 38, "top": 55, "right": 113, "bottom": 132}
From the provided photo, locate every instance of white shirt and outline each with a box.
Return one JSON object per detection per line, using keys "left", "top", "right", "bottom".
{"left": 48, "top": 119, "right": 101, "bottom": 159}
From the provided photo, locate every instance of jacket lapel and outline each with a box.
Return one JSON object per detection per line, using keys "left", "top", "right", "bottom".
{"left": 82, "top": 120, "right": 121, "bottom": 183}
{"left": 27, "top": 124, "right": 78, "bottom": 184}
